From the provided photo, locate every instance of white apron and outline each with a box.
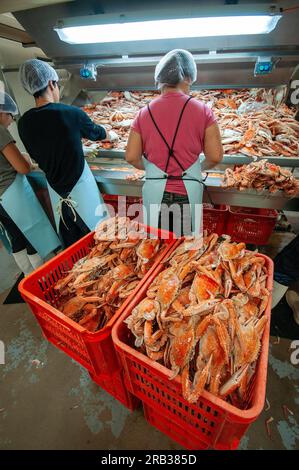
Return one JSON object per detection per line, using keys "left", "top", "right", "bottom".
{"left": 47, "top": 160, "right": 108, "bottom": 233}
{"left": 0, "top": 174, "right": 61, "bottom": 257}
{"left": 142, "top": 97, "right": 203, "bottom": 237}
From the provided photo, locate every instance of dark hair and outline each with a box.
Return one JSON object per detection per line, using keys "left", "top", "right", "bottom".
{"left": 33, "top": 80, "right": 57, "bottom": 98}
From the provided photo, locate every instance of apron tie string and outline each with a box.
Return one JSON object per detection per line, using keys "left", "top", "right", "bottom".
{"left": 179, "top": 175, "right": 214, "bottom": 206}
{"left": 56, "top": 195, "right": 78, "bottom": 230}
{"left": 202, "top": 181, "right": 214, "bottom": 206}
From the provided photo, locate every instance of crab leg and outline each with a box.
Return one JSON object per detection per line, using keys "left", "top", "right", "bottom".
{"left": 219, "top": 364, "right": 249, "bottom": 398}
{"left": 181, "top": 355, "right": 213, "bottom": 404}
{"left": 183, "top": 299, "right": 221, "bottom": 317}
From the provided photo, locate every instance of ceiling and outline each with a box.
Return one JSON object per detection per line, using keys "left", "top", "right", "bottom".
{"left": 0, "top": 38, "right": 46, "bottom": 66}
{"left": 2, "top": 0, "right": 298, "bottom": 88}
{"left": 0, "top": 13, "right": 24, "bottom": 29}
{"left": 12, "top": 0, "right": 299, "bottom": 60}
{"left": 0, "top": 0, "right": 74, "bottom": 15}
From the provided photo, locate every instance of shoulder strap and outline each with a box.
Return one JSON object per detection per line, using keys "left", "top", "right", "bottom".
{"left": 170, "top": 96, "right": 193, "bottom": 151}
{"left": 164, "top": 96, "right": 192, "bottom": 172}
{"left": 147, "top": 104, "right": 171, "bottom": 151}
{"left": 147, "top": 96, "right": 193, "bottom": 173}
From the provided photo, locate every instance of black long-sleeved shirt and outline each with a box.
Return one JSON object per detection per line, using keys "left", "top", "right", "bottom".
{"left": 18, "top": 102, "right": 106, "bottom": 195}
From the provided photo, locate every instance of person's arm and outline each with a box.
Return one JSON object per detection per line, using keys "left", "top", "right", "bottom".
{"left": 17, "top": 119, "right": 36, "bottom": 163}
{"left": 2, "top": 142, "right": 31, "bottom": 174}
{"left": 202, "top": 123, "right": 223, "bottom": 171}
{"left": 78, "top": 108, "right": 107, "bottom": 141}
{"left": 22, "top": 152, "right": 38, "bottom": 170}
{"left": 125, "top": 130, "right": 144, "bottom": 170}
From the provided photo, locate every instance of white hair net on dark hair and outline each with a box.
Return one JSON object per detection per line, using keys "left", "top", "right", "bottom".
{"left": 154, "top": 49, "right": 197, "bottom": 89}
{"left": 0, "top": 92, "right": 18, "bottom": 115}
{"left": 19, "top": 59, "right": 59, "bottom": 95}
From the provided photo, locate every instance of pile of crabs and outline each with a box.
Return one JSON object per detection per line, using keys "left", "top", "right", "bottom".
{"left": 83, "top": 88, "right": 299, "bottom": 158}
{"left": 126, "top": 234, "right": 270, "bottom": 407}
{"left": 222, "top": 159, "right": 299, "bottom": 196}
{"left": 53, "top": 217, "right": 164, "bottom": 332}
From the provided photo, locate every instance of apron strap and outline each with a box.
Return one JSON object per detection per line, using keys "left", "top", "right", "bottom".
{"left": 56, "top": 195, "right": 78, "bottom": 230}
{"left": 166, "top": 175, "right": 215, "bottom": 206}
{"left": 144, "top": 175, "right": 213, "bottom": 204}
{"left": 200, "top": 173, "right": 214, "bottom": 206}
{"left": 202, "top": 181, "right": 214, "bottom": 206}
{"left": 147, "top": 96, "right": 193, "bottom": 174}
{"left": 170, "top": 96, "right": 193, "bottom": 151}
{"left": 201, "top": 177, "right": 215, "bottom": 207}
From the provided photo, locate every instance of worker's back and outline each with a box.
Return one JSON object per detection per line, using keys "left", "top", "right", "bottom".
{"left": 18, "top": 102, "right": 104, "bottom": 195}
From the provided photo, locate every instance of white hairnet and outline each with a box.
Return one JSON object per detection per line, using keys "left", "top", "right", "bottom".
{"left": 19, "top": 59, "right": 59, "bottom": 95}
{"left": 0, "top": 92, "right": 18, "bottom": 115}
{"left": 155, "top": 49, "right": 197, "bottom": 89}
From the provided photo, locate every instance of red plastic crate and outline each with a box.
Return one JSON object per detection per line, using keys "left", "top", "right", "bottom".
{"left": 112, "top": 245, "right": 274, "bottom": 450}
{"left": 143, "top": 402, "right": 209, "bottom": 450}
{"left": 203, "top": 204, "right": 228, "bottom": 235}
{"left": 89, "top": 368, "right": 140, "bottom": 411}
{"left": 102, "top": 194, "right": 119, "bottom": 216}
{"left": 225, "top": 206, "right": 278, "bottom": 245}
{"left": 19, "top": 225, "right": 175, "bottom": 377}
{"left": 103, "top": 194, "right": 142, "bottom": 220}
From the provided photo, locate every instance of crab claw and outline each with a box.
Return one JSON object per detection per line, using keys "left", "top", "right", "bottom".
{"left": 181, "top": 355, "right": 213, "bottom": 404}
{"left": 184, "top": 299, "right": 221, "bottom": 317}
{"left": 134, "top": 336, "right": 144, "bottom": 348}
{"left": 219, "top": 364, "right": 249, "bottom": 398}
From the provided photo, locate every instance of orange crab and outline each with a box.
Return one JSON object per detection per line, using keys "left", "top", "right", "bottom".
{"left": 189, "top": 273, "right": 220, "bottom": 303}
{"left": 181, "top": 314, "right": 230, "bottom": 403}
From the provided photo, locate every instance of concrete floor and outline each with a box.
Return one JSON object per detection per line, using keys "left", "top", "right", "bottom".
{"left": 0, "top": 234, "right": 298, "bottom": 450}
{"left": 0, "top": 246, "right": 20, "bottom": 295}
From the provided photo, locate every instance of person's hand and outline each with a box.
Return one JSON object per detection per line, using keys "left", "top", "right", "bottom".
{"left": 22, "top": 152, "right": 31, "bottom": 162}
{"left": 30, "top": 162, "right": 39, "bottom": 171}
{"left": 83, "top": 144, "right": 99, "bottom": 159}
{"left": 107, "top": 130, "right": 119, "bottom": 142}
{"left": 22, "top": 153, "right": 38, "bottom": 171}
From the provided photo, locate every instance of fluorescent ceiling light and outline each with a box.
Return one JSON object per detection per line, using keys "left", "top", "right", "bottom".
{"left": 55, "top": 15, "right": 282, "bottom": 44}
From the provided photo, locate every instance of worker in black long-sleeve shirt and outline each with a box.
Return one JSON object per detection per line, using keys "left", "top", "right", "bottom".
{"left": 18, "top": 59, "right": 118, "bottom": 247}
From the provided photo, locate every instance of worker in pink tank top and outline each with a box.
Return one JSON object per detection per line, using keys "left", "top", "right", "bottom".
{"left": 126, "top": 49, "right": 223, "bottom": 236}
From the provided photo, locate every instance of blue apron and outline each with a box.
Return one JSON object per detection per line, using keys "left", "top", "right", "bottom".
{"left": 47, "top": 160, "right": 108, "bottom": 233}
{"left": 0, "top": 174, "right": 61, "bottom": 257}
{"left": 142, "top": 97, "right": 203, "bottom": 237}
